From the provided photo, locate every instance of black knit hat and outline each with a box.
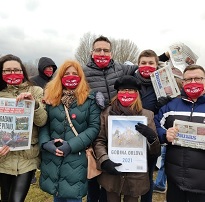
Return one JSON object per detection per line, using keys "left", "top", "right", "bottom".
{"left": 114, "top": 75, "right": 140, "bottom": 91}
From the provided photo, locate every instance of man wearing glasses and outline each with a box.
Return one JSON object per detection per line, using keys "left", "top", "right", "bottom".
{"left": 84, "top": 35, "right": 138, "bottom": 109}
{"left": 154, "top": 64, "right": 205, "bottom": 202}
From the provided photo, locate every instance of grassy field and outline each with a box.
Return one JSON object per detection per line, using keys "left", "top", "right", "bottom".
{"left": 25, "top": 170, "right": 166, "bottom": 202}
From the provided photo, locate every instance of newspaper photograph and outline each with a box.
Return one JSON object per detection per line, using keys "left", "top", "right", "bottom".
{"left": 168, "top": 42, "right": 198, "bottom": 74}
{"left": 108, "top": 115, "right": 147, "bottom": 172}
{"left": 150, "top": 64, "right": 181, "bottom": 99}
{"left": 168, "top": 60, "right": 183, "bottom": 79}
{"left": 173, "top": 119, "right": 205, "bottom": 150}
{"left": 0, "top": 98, "right": 35, "bottom": 151}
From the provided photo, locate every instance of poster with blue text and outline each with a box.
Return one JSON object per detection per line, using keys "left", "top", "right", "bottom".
{"left": 108, "top": 115, "right": 147, "bottom": 172}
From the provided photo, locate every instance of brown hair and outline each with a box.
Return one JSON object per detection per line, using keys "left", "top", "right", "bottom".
{"left": 0, "top": 54, "right": 31, "bottom": 90}
{"left": 92, "top": 35, "right": 112, "bottom": 50}
{"left": 111, "top": 92, "right": 143, "bottom": 112}
{"left": 183, "top": 64, "right": 205, "bottom": 75}
{"left": 44, "top": 60, "right": 90, "bottom": 106}
{"left": 138, "top": 49, "right": 159, "bottom": 65}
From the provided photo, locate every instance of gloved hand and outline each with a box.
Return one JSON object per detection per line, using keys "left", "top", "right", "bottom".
{"left": 57, "top": 141, "right": 71, "bottom": 157}
{"left": 135, "top": 123, "right": 157, "bottom": 144}
{"left": 95, "top": 91, "right": 105, "bottom": 109}
{"left": 155, "top": 96, "right": 173, "bottom": 111}
{"left": 101, "top": 159, "right": 122, "bottom": 175}
{"left": 42, "top": 140, "right": 57, "bottom": 155}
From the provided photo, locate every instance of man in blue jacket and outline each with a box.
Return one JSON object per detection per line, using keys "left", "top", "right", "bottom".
{"left": 154, "top": 64, "right": 205, "bottom": 202}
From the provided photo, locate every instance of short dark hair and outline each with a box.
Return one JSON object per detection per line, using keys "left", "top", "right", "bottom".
{"left": 92, "top": 35, "right": 112, "bottom": 49}
{"left": 183, "top": 64, "right": 205, "bottom": 75}
{"left": 138, "top": 49, "right": 159, "bottom": 65}
{"left": 0, "top": 54, "right": 30, "bottom": 90}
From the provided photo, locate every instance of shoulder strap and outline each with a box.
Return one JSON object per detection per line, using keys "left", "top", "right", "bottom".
{"left": 64, "top": 105, "right": 78, "bottom": 136}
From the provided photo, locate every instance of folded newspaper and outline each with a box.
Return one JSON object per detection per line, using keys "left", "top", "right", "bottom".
{"left": 173, "top": 119, "right": 205, "bottom": 150}
{"left": 150, "top": 64, "right": 181, "bottom": 99}
{"left": 168, "top": 42, "right": 198, "bottom": 74}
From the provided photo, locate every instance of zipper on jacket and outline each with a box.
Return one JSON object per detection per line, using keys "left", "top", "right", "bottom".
{"left": 103, "top": 69, "right": 111, "bottom": 103}
{"left": 189, "top": 102, "right": 195, "bottom": 122}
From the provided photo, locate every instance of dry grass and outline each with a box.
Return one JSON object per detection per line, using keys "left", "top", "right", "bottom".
{"left": 25, "top": 170, "right": 166, "bottom": 202}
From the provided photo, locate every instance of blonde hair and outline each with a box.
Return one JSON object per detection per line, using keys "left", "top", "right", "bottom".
{"left": 44, "top": 60, "right": 90, "bottom": 106}
{"left": 111, "top": 92, "right": 143, "bottom": 112}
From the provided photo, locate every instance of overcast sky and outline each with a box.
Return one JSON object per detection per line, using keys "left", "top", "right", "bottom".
{"left": 0, "top": 0, "right": 205, "bottom": 67}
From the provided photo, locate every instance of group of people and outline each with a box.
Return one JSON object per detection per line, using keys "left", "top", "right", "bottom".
{"left": 0, "top": 35, "right": 204, "bottom": 202}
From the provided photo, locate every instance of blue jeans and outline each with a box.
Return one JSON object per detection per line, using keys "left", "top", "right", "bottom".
{"left": 54, "top": 196, "right": 82, "bottom": 202}
{"left": 155, "top": 146, "right": 167, "bottom": 189}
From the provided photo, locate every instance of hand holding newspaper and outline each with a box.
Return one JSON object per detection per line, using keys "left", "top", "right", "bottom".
{"left": 168, "top": 42, "right": 198, "bottom": 74}
{"left": 150, "top": 64, "right": 181, "bottom": 99}
{"left": 173, "top": 119, "right": 205, "bottom": 150}
{"left": 0, "top": 98, "right": 34, "bottom": 151}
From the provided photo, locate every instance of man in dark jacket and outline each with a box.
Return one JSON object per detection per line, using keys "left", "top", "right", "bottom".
{"left": 30, "top": 57, "right": 57, "bottom": 88}
{"left": 155, "top": 64, "right": 205, "bottom": 202}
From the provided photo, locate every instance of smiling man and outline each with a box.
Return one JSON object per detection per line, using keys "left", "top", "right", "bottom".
{"left": 154, "top": 64, "right": 205, "bottom": 202}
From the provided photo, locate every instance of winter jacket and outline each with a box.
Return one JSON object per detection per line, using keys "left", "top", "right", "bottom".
{"left": 39, "top": 94, "right": 101, "bottom": 199}
{"left": 30, "top": 57, "right": 57, "bottom": 88}
{"left": 83, "top": 57, "right": 138, "bottom": 106}
{"left": 154, "top": 94, "right": 205, "bottom": 194}
{"left": 93, "top": 106, "right": 160, "bottom": 197}
{"left": 0, "top": 82, "right": 47, "bottom": 175}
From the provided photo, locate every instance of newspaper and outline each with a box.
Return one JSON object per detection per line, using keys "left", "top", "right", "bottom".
{"left": 108, "top": 115, "right": 147, "bottom": 172}
{"left": 173, "top": 119, "right": 205, "bottom": 150}
{"left": 0, "top": 98, "right": 34, "bottom": 151}
{"left": 168, "top": 42, "right": 198, "bottom": 74}
{"left": 150, "top": 64, "right": 181, "bottom": 99}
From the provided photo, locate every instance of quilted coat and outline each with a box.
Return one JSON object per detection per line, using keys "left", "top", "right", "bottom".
{"left": 83, "top": 57, "right": 138, "bottom": 106}
{"left": 39, "top": 94, "right": 101, "bottom": 199}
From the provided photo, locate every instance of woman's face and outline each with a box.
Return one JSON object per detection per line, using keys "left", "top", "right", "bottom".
{"left": 2, "top": 61, "right": 23, "bottom": 75}
{"left": 64, "top": 66, "right": 78, "bottom": 77}
{"left": 2, "top": 60, "right": 24, "bottom": 85}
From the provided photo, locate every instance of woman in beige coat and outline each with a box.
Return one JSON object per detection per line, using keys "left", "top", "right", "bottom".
{"left": 0, "top": 54, "right": 47, "bottom": 202}
{"left": 93, "top": 75, "right": 160, "bottom": 202}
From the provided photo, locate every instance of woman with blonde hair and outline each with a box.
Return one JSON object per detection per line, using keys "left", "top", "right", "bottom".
{"left": 39, "top": 60, "right": 101, "bottom": 202}
{"left": 93, "top": 75, "right": 160, "bottom": 202}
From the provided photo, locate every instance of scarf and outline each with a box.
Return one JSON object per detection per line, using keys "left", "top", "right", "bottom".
{"left": 61, "top": 89, "right": 76, "bottom": 109}
{"left": 135, "top": 70, "right": 154, "bottom": 96}
{"left": 110, "top": 99, "right": 142, "bottom": 116}
{"left": 135, "top": 70, "right": 152, "bottom": 86}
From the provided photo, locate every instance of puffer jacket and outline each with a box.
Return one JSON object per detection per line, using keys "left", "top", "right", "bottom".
{"left": 0, "top": 82, "right": 47, "bottom": 175}
{"left": 84, "top": 57, "right": 138, "bottom": 106}
{"left": 154, "top": 94, "right": 205, "bottom": 194}
{"left": 30, "top": 57, "right": 57, "bottom": 88}
{"left": 93, "top": 106, "right": 160, "bottom": 197}
{"left": 39, "top": 94, "right": 101, "bottom": 199}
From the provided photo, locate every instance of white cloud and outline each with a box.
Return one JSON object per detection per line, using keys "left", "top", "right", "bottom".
{"left": 0, "top": 0, "right": 205, "bottom": 67}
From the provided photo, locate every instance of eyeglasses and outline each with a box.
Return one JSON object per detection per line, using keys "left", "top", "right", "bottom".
{"left": 118, "top": 89, "right": 136, "bottom": 94}
{"left": 2, "top": 69, "right": 23, "bottom": 74}
{"left": 93, "top": 48, "right": 111, "bottom": 53}
{"left": 183, "top": 77, "right": 205, "bottom": 83}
